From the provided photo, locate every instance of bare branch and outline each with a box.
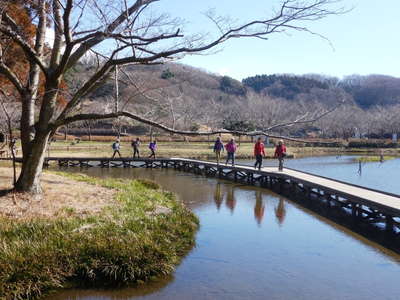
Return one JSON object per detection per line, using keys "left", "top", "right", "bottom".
{"left": 266, "top": 100, "right": 344, "bottom": 131}
{"left": 0, "top": 63, "right": 24, "bottom": 95}
{"left": 53, "top": 109, "right": 339, "bottom": 144}
{"left": 66, "top": 0, "right": 159, "bottom": 69}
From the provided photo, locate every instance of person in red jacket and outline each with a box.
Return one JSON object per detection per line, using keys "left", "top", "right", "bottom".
{"left": 254, "top": 137, "right": 266, "bottom": 170}
{"left": 274, "top": 139, "right": 287, "bottom": 171}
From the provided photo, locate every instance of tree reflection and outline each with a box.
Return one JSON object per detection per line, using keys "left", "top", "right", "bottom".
{"left": 214, "top": 183, "right": 224, "bottom": 210}
{"left": 226, "top": 185, "right": 237, "bottom": 214}
{"left": 274, "top": 197, "right": 286, "bottom": 226}
{"left": 254, "top": 190, "right": 265, "bottom": 226}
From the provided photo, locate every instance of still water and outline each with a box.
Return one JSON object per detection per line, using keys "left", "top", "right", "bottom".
{"left": 46, "top": 156, "right": 400, "bottom": 300}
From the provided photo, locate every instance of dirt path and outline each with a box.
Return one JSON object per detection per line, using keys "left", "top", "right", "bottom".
{"left": 0, "top": 167, "right": 116, "bottom": 219}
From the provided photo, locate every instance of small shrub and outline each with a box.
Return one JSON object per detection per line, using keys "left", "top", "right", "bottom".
{"left": 347, "top": 141, "right": 398, "bottom": 148}
{"left": 161, "top": 69, "right": 175, "bottom": 79}
{"left": 190, "top": 123, "right": 200, "bottom": 132}
{"left": 136, "top": 179, "right": 160, "bottom": 190}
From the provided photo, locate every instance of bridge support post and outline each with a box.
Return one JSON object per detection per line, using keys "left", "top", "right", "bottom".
{"left": 218, "top": 168, "right": 223, "bottom": 178}
{"left": 248, "top": 173, "right": 254, "bottom": 185}
{"left": 352, "top": 203, "right": 362, "bottom": 219}
{"left": 291, "top": 181, "right": 296, "bottom": 195}
{"left": 267, "top": 176, "right": 272, "bottom": 188}
{"left": 278, "top": 178, "right": 284, "bottom": 193}
{"left": 306, "top": 186, "right": 311, "bottom": 197}
{"left": 326, "top": 193, "right": 332, "bottom": 208}
{"left": 386, "top": 215, "right": 394, "bottom": 232}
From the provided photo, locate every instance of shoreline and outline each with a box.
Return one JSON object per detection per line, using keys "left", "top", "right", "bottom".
{"left": 0, "top": 169, "right": 199, "bottom": 299}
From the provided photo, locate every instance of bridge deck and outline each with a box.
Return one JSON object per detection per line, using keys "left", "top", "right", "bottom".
{"left": 5, "top": 156, "right": 400, "bottom": 218}
{"left": 176, "top": 158, "right": 400, "bottom": 216}
{"left": 280, "top": 168, "right": 400, "bottom": 214}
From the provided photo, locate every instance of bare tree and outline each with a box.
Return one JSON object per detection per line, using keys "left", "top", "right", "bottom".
{"left": 0, "top": 0, "right": 345, "bottom": 193}
{"left": 0, "top": 91, "right": 20, "bottom": 186}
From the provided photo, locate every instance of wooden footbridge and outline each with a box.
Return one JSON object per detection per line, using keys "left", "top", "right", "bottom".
{"left": 7, "top": 156, "right": 400, "bottom": 235}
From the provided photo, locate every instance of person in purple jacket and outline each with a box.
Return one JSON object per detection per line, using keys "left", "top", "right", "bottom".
{"left": 148, "top": 140, "right": 157, "bottom": 158}
{"left": 213, "top": 137, "right": 224, "bottom": 164}
{"left": 225, "top": 138, "right": 237, "bottom": 166}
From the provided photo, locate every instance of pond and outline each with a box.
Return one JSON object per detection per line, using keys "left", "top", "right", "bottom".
{"left": 45, "top": 156, "right": 400, "bottom": 300}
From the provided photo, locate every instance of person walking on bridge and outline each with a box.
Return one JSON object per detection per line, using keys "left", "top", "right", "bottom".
{"left": 225, "top": 138, "right": 237, "bottom": 166}
{"left": 111, "top": 139, "right": 121, "bottom": 158}
{"left": 213, "top": 137, "right": 224, "bottom": 164}
{"left": 131, "top": 137, "right": 140, "bottom": 158}
{"left": 274, "top": 139, "right": 287, "bottom": 171}
{"left": 149, "top": 140, "right": 157, "bottom": 159}
{"left": 254, "top": 137, "right": 266, "bottom": 170}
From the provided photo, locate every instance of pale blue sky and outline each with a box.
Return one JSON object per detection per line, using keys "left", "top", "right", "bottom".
{"left": 156, "top": 0, "right": 400, "bottom": 80}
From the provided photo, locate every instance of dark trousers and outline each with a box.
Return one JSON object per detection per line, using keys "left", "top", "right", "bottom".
{"left": 149, "top": 150, "right": 156, "bottom": 158}
{"left": 278, "top": 157, "right": 284, "bottom": 171}
{"left": 254, "top": 154, "right": 263, "bottom": 169}
{"left": 226, "top": 152, "right": 235, "bottom": 165}
{"left": 112, "top": 150, "right": 121, "bottom": 158}
{"left": 133, "top": 147, "right": 140, "bottom": 158}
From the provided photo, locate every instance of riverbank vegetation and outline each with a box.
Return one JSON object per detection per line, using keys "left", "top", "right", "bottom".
{"left": 0, "top": 170, "right": 198, "bottom": 299}
{"left": 355, "top": 156, "right": 396, "bottom": 163}
{"left": 26, "top": 140, "right": 400, "bottom": 160}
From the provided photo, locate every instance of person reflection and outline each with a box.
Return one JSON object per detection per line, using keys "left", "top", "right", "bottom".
{"left": 274, "top": 197, "right": 286, "bottom": 226}
{"left": 226, "top": 185, "right": 236, "bottom": 214}
{"left": 214, "top": 183, "right": 224, "bottom": 211}
{"left": 254, "top": 190, "right": 265, "bottom": 226}
{"left": 358, "top": 160, "right": 362, "bottom": 176}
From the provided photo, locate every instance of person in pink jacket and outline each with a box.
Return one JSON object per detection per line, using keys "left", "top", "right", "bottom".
{"left": 274, "top": 139, "right": 287, "bottom": 171}
{"left": 225, "top": 138, "right": 237, "bottom": 166}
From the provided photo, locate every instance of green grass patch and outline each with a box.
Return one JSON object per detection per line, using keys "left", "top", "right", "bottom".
{"left": 0, "top": 173, "right": 199, "bottom": 299}
{"left": 355, "top": 156, "right": 397, "bottom": 162}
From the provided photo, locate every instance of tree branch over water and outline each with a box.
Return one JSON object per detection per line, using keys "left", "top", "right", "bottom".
{"left": 54, "top": 101, "right": 343, "bottom": 144}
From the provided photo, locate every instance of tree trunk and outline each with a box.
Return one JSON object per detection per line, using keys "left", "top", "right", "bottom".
{"left": 20, "top": 92, "right": 35, "bottom": 160}
{"left": 15, "top": 132, "right": 50, "bottom": 194}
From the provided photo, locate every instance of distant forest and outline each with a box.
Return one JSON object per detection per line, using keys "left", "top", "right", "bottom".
{"left": 242, "top": 73, "right": 400, "bottom": 108}
{"left": 63, "top": 62, "right": 400, "bottom": 139}
{"left": 2, "top": 61, "right": 400, "bottom": 140}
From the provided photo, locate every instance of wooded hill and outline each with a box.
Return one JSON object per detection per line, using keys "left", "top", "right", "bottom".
{"left": 57, "top": 60, "right": 400, "bottom": 139}
{"left": 242, "top": 73, "right": 400, "bottom": 108}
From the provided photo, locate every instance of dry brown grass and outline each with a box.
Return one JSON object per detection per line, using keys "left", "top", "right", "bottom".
{"left": 0, "top": 167, "right": 116, "bottom": 219}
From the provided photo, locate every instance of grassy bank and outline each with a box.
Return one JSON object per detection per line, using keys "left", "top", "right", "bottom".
{"left": 0, "top": 173, "right": 198, "bottom": 299}
{"left": 355, "top": 155, "right": 397, "bottom": 162}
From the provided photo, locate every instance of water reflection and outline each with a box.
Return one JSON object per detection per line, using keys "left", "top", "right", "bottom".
{"left": 358, "top": 160, "right": 362, "bottom": 175}
{"left": 213, "top": 183, "right": 224, "bottom": 210}
{"left": 213, "top": 184, "right": 267, "bottom": 226}
{"left": 274, "top": 198, "right": 287, "bottom": 226}
{"left": 47, "top": 275, "right": 174, "bottom": 300}
{"left": 225, "top": 185, "right": 237, "bottom": 213}
{"left": 254, "top": 191, "right": 265, "bottom": 226}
